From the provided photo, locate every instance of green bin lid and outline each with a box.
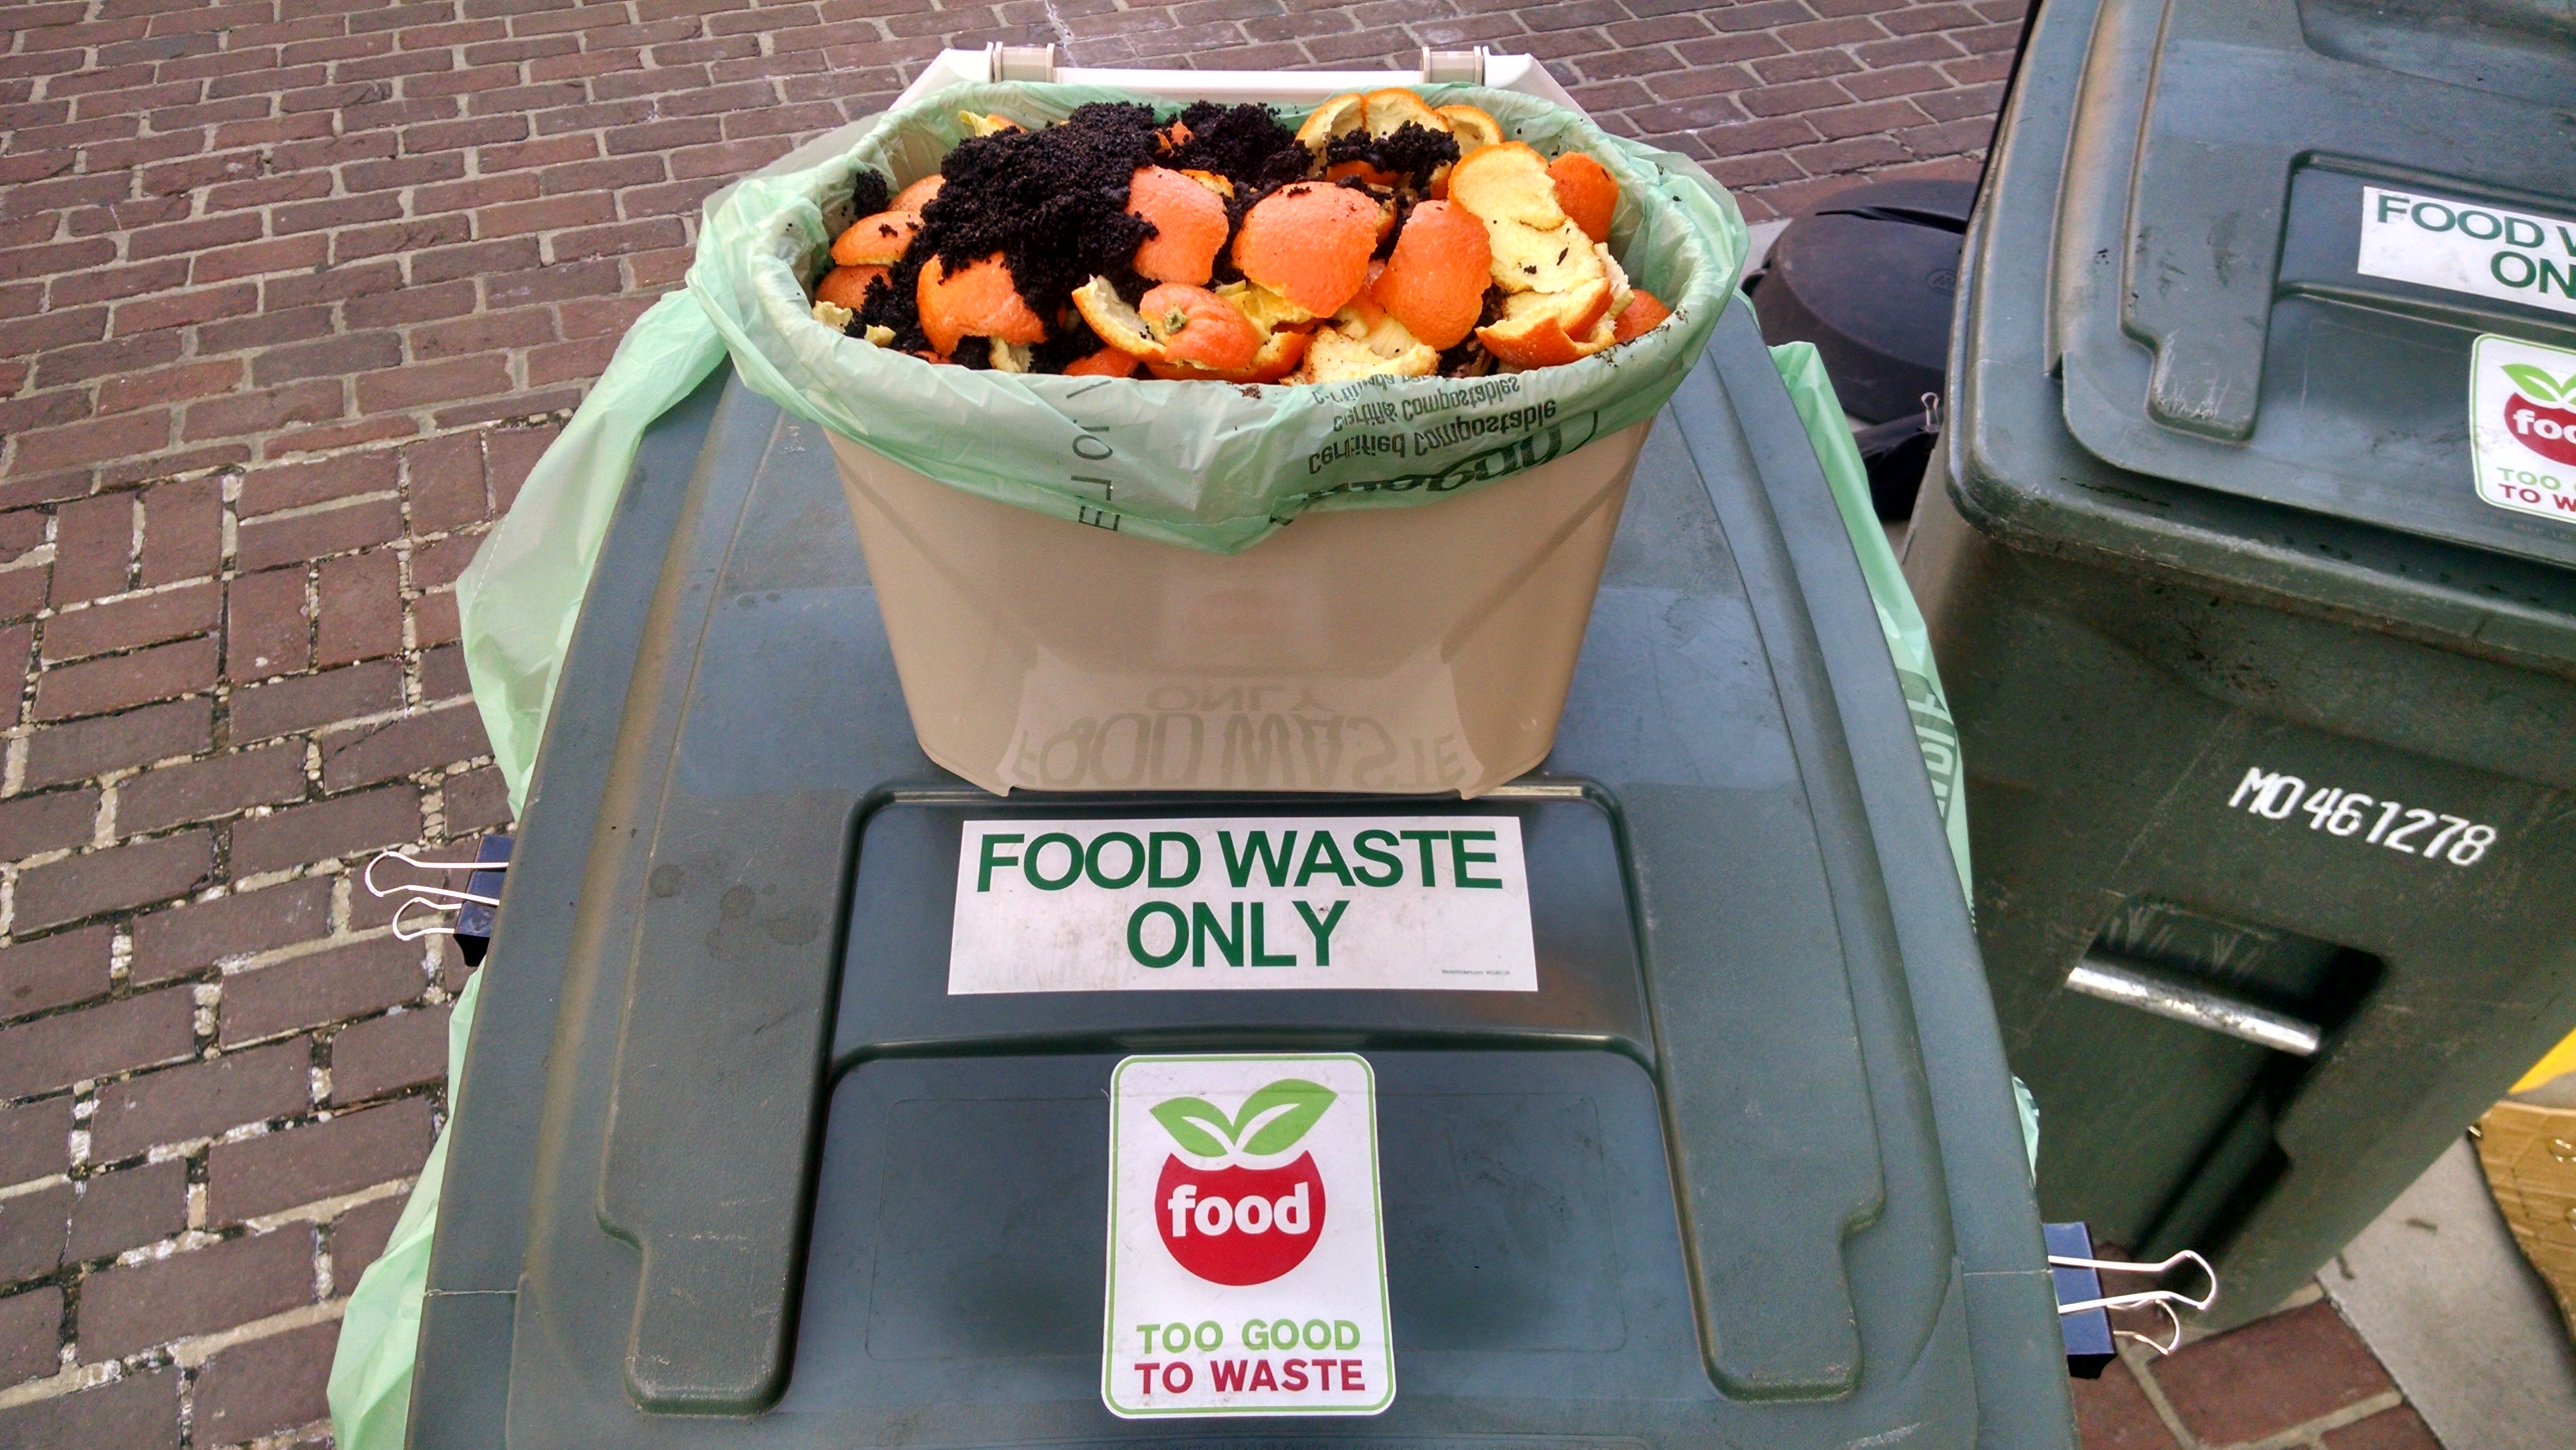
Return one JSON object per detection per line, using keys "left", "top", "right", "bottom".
{"left": 2047, "top": 0, "right": 2576, "bottom": 569}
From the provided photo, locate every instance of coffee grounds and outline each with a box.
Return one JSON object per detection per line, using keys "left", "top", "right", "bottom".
{"left": 849, "top": 168, "right": 890, "bottom": 221}
{"left": 1162, "top": 101, "right": 1309, "bottom": 188}
{"left": 1323, "top": 122, "right": 1459, "bottom": 191}
{"left": 858, "top": 103, "right": 1165, "bottom": 360}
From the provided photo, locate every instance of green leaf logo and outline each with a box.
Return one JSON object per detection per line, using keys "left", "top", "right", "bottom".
{"left": 1150, "top": 1078, "right": 1336, "bottom": 1159}
{"left": 2501, "top": 362, "right": 2574, "bottom": 405}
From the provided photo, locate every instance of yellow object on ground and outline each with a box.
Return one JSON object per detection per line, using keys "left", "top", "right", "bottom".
{"left": 2479, "top": 1027, "right": 2576, "bottom": 1344}
{"left": 2512, "top": 1028, "right": 2576, "bottom": 1095}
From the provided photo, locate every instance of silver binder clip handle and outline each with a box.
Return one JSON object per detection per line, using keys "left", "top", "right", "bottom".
{"left": 2047, "top": 1248, "right": 2218, "bottom": 1356}
{"left": 364, "top": 847, "right": 509, "bottom": 906}
{"left": 392, "top": 897, "right": 462, "bottom": 941}
{"left": 1922, "top": 391, "right": 1944, "bottom": 435}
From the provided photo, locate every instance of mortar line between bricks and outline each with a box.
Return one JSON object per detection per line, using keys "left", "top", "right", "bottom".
{"left": 2123, "top": 1340, "right": 2208, "bottom": 1450}
{"left": 2211, "top": 1390, "right": 2404, "bottom": 1450}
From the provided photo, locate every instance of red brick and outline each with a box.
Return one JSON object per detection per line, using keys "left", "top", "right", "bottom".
{"left": 33, "top": 330, "right": 189, "bottom": 393}
{"left": 30, "top": 636, "right": 218, "bottom": 721}
{"left": 137, "top": 476, "right": 221, "bottom": 587}
{"left": 230, "top": 659, "right": 405, "bottom": 742}
{"left": 404, "top": 430, "right": 487, "bottom": 531}
{"left": 8, "top": 411, "right": 171, "bottom": 484}
{"left": 219, "top": 933, "right": 429, "bottom": 1045}
{"left": 329, "top": 1192, "right": 405, "bottom": 1280}
{"left": 444, "top": 764, "right": 513, "bottom": 833}
{"left": 10, "top": 831, "right": 213, "bottom": 934}
{"left": 209, "top": 1097, "right": 434, "bottom": 1224}
{"left": 2154, "top": 1302, "right": 2395, "bottom": 1445}
{"left": 47, "top": 493, "right": 134, "bottom": 606}
{"left": 354, "top": 354, "right": 513, "bottom": 413}
{"left": 42, "top": 581, "right": 219, "bottom": 662}
{"left": 315, "top": 549, "right": 402, "bottom": 666}
{"left": 19, "top": 698, "right": 212, "bottom": 791}
{"left": 0, "top": 1285, "right": 62, "bottom": 1387}
{"left": 2323, "top": 1405, "right": 2442, "bottom": 1450}
{"left": 90, "top": 1039, "right": 312, "bottom": 1159}
{"left": 78, "top": 1228, "right": 313, "bottom": 1358}
{"left": 0, "top": 1098, "right": 73, "bottom": 1186}
{"left": 190, "top": 232, "right": 331, "bottom": 284}
{"left": 2072, "top": 1359, "right": 2184, "bottom": 1449}
{"left": 0, "top": 1362, "right": 179, "bottom": 1449}
{"left": 97, "top": 358, "right": 247, "bottom": 417}
{"left": 223, "top": 564, "right": 310, "bottom": 681}
{"left": 484, "top": 421, "right": 558, "bottom": 510}
{"left": 527, "top": 332, "right": 620, "bottom": 387}
{"left": 112, "top": 280, "right": 258, "bottom": 334}
{"left": 119, "top": 743, "right": 308, "bottom": 835}
{"left": 0, "top": 924, "right": 110, "bottom": 1021}
{"left": 550, "top": 215, "right": 685, "bottom": 261}
{"left": 181, "top": 377, "right": 349, "bottom": 442}
{"left": 0, "top": 987, "right": 198, "bottom": 1098}
{"left": 132, "top": 881, "right": 327, "bottom": 989}
{"left": 195, "top": 1320, "right": 338, "bottom": 1443}
{"left": 0, "top": 1181, "right": 73, "bottom": 1282}
{"left": 67, "top": 1157, "right": 188, "bottom": 1261}
{"left": 0, "top": 788, "right": 99, "bottom": 864}
{"left": 230, "top": 786, "right": 418, "bottom": 877}
{"left": 413, "top": 306, "right": 558, "bottom": 361}
{"left": 45, "top": 257, "right": 190, "bottom": 309}
{"left": 234, "top": 497, "right": 402, "bottom": 572}
{"left": 240, "top": 450, "right": 398, "bottom": 519}
{"left": 419, "top": 642, "right": 471, "bottom": 701}
{"left": 330, "top": 1001, "right": 450, "bottom": 1100}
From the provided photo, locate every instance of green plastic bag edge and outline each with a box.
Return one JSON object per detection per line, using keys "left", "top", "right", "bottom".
{"left": 325, "top": 963, "right": 485, "bottom": 1450}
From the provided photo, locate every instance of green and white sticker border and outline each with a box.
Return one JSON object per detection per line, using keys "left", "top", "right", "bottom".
{"left": 1101, "top": 1052, "right": 1395, "bottom": 1420}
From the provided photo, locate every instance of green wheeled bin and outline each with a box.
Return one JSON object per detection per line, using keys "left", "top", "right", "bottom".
{"left": 401, "top": 298, "right": 2074, "bottom": 1447}
{"left": 1907, "top": 0, "right": 2576, "bottom": 1327}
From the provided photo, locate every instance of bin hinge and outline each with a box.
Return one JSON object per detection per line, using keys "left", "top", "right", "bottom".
{"left": 2063, "top": 950, "right": 2322, "bottom": 1057}
{"left": 987, "top": 42, "right": 1056, "bottom": 83}
{"left": 1420, "top": 47, "right": 1487, "bottom": 85}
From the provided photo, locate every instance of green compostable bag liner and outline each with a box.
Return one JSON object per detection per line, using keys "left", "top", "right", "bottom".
{"left": 1768, "top": 340, "right": 1973, "bottom": 903}
{"left": 325, "top": 965, "right": 485, "bottom": 1450}
{"left": 456, "top": 289, "right": 727, "bottom": 810}
{"left": 687, "top": 80, "right": 1747, "bottom": 554}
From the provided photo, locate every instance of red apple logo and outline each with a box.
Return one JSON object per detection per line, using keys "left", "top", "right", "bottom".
{"left": 2501, "top": 362, "right": 2576, "bottom": 467}
{"left": 1150, "top": 1079, "right": 1334, "bottom": 1287}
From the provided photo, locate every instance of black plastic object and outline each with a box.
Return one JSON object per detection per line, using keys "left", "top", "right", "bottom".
{"left": 1908, "top": 0, "right": 2576, "bottom": 1331}
{"left": 2044, "top": 1223, "right": 2114, "bottom": 1380}
{"left": 1751, "top": 178, "right": 1974, "bottom": 425}
{"left": 1854, "top": 409, "right": 1941, "bottom": 521}
{"left": 450, "top": 835, "right": 509, "bottom": 968}
{"left": 409, "top": 302, "right": 2073, "bottom": 1449}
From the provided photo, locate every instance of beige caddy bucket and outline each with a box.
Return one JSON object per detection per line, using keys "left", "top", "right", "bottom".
{"left": 835, "top": 47, "right": 1654, "bottom": 797}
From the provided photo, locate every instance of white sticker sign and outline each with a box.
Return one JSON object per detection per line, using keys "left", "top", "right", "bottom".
{"left": 2357, "top": 186, "right": 2576, "bottom": 317}
{"left": 947, "top": 816, "right": 1537, "bottom": 994}
{"left": 2469, "top": 333, "right": 2576, "bottom": 524}
{"left": 1103, "top": 1054, "right": 1394, "bottom": 1419}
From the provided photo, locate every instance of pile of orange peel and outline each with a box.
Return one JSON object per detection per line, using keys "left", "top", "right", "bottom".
{"left": 810, "top": 89, "right": 1675, "bottom": 383}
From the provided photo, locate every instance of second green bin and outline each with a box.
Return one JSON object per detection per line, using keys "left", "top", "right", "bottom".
{"left": 1906, "top": 0, "right": 2576, "bottom": 1326}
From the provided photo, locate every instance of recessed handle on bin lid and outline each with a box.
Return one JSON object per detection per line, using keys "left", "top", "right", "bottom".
{"left": 2063, "top": 950, "right": 2323, "bottom": 1057}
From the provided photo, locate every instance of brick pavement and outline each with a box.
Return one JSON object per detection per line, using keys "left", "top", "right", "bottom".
{"left": 0, "top": 0, "right": 2453, "bottom": 1445}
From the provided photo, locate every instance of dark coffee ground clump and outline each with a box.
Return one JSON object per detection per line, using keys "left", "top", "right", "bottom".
{"left": 856, "top": 103, "right": 1166, "bottom": 360}
{"left": 1163, "top": 101, "right": 1309, "bottom": 188}
{"left": 848, "top": 168, "right": 891, "bottom": 221}
{"left": 1323, "top": 122, "right": 1459, "bottom": 191}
